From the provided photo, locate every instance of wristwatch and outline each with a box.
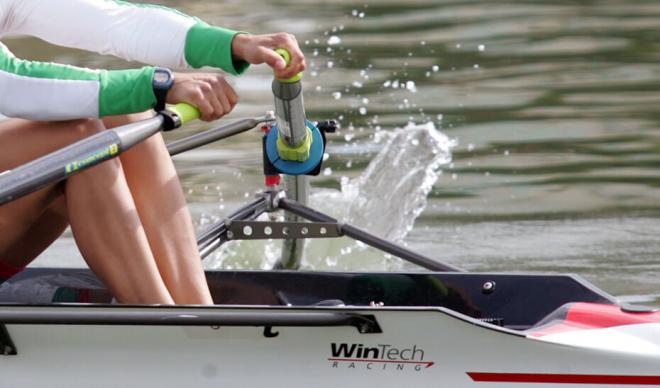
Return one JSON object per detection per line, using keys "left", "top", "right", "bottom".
{"left": 152, "top": 67, "right": 174, "bottom": 112}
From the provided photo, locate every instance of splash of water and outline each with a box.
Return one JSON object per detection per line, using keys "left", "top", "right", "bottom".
{"left": 339, "top": 121, "right": 453, "bottom": 241}
{"left": 305, "top": 122, "right": 454, "bottom": 270}
{"left": 205, "top": 122, "right": 454, "bottom": 271}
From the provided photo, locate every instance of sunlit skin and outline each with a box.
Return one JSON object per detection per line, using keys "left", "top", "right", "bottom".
{"left": 0, "top": 32, "right": 305, "bottom": 304}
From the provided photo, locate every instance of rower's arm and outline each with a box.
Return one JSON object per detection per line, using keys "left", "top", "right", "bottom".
{"left": 0, "top": 0, "right": 251, "bottom": 120}
{"left": 0, "top": 43, "right": 156, "bottom": 119}
{"left": 0, "top": 0, "right": 249, "bottom": 75}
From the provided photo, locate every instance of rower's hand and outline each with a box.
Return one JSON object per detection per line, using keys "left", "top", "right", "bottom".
{"left": 167, "top": 73, "right": 238, "bottom": 122}
{"left": 232, "top": 33, "right": 306, "bottom": 79}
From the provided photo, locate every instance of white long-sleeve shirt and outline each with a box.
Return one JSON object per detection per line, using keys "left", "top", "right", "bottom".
{"left": 0, "top": 0, "right": 247, "bottom": 120}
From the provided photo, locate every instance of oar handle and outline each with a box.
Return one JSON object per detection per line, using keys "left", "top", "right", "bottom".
{"left": 168, "top": 103, "right": 201, "bottom": 125}
{"left": 274, "top": 48, "right": 302, "bottom": 83}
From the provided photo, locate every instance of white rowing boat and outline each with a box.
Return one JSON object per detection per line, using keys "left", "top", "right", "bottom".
{"left": 0, "top": 268, "right": 658, "bottom": 387}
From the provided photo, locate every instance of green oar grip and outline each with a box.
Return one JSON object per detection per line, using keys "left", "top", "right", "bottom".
{"left": 169, "top": 103, "right": 201, "bottom": 125}
{"left": 275, "top": 48, "right": 302, "bottom": 83}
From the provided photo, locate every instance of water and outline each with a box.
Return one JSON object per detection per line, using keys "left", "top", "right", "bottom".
{"left": 4, "top": 0, "right": 659, "bottom": 306}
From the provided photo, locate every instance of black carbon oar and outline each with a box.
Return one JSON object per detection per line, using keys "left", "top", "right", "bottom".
{"left": 0, "top": 104, "right": 200, "bottom": 206}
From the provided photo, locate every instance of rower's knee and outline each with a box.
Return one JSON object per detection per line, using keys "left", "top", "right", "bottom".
{"left": 65, "top": 119, "right": 122, "bottom": 177}
{"left": 102, "top": 111, "right": 154, "bottom": 129}
{"left": 70, "top": 119, "right": 107, "bottom": 139}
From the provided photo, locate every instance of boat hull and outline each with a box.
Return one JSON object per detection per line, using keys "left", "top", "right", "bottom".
{"left": 1, "top": 305, "right": 658, "bottom": 388}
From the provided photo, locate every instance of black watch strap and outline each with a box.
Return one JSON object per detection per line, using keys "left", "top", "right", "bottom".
{"left": 153, "top": 67, "right": 174, "bottom": 112}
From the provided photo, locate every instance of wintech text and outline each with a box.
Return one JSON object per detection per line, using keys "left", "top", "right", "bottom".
{"left": 328, "top": 343, "right": 434, "bottom": 371}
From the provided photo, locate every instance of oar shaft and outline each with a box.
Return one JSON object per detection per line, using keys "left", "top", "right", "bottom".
{"left": 0, "top": 115, "right": 164, "bottom": 206}
{"left": 167, "top": 115, "right": 274, "bottom": 156}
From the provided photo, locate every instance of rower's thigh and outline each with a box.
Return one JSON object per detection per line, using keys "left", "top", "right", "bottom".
{"left": 0, "top": 118, "right": 107, "bottom": 169}
{"left": 0, "top": 118, "right": 107, "bottom": 251}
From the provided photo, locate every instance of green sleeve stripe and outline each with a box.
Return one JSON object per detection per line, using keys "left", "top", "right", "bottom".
{"left": 99, "top": 67, "right": 156, "bottom": 117}
{"left": 0, "top": 45, "right": 98, "bottom": 81}
{"left": 1, "top": 44, "right": 156, "bottom": 117}
{"left": 185, "top": 21, "right": 250, "bottom": 75}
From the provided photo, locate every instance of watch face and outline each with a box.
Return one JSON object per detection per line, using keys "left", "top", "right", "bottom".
{"left": 154, "top": 71, "right": 170, "bottom": 84}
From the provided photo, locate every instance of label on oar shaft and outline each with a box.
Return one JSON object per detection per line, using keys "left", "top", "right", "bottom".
{"left": 65, "top": 144, "right": 119, "bottom": 174}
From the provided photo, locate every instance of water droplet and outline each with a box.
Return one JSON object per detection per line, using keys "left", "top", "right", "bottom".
{"left": 437, "top": 114, "right": 444, "bottom": 121}
{"left": 315, "top": 85, "right": 322, "bottom": 92}
{"left": 455, "top": 43, "right": 462, "bottom": 49}
{"left": 432, "top": 65, "right": 439, "bottom": 72}
{"left": 327, "top": 35, "right": 341, "bottom": 45}
{"left": 473, "top": 64, "right": 480, "bottom": 69}
{"left": 451, "top": 173, "right": 458, "bottom": 180}
{"left": 361, "top": 97, "right": 370, "bottom": 105}
{"left": 352, "top": 81, "right": 363, "bottom": 88}
{"left": 331, "top": 91, "right": 342, "bottom": 100}
{"left": 383, "top": 80, "right": 391, "bottom": 87}
{"left": 406, "top": 81, "right": 417, "bottom": 93}
{"left": 478, "top": 44, "right": 486, "bottom": 51}
{"left": 504, "top": 150, "right": 510, "bottom": 156}
{"left": 467, "top": 143, "right": 475, "bottom": 151}
{"left": 358, "top": 12, "right": 365, "bottom": 18}
{"left": 351, "top": 9, "right": 358, "bottom": 16}
{"left": 327, "top": 61, "right": 334, "bottom": 69}
{"left": 392, "top": 80, "right": 400, "bottom": 88}
{"left": 411, "top": 138, "right": 419, "bottom": 146}
{"left": 358, "top": 106, "right": 367, "bottom": 115}
{"left": 323, "top": 167, "right": 333, "bottom": 176}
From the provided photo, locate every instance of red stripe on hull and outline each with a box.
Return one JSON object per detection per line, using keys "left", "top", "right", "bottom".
{"left": 468, "top": 372, "right": 660, "bottom": 385}
{"left": 529, "top": 302, "right": 660, "bottom": 337}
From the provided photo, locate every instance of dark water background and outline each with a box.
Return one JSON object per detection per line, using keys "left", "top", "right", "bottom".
{"left": 5, "top": 0, "right": 660, "bottom": 305}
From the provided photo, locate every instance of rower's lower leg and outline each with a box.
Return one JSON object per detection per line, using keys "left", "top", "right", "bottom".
{"left": 1, "top": 195, "right": 69, "bottom": 268}
{"left": 66, "top": 152, "right": 174, "bottom": 304}
{"left": 103, "top": 113, "right": 213, "bottom": 304}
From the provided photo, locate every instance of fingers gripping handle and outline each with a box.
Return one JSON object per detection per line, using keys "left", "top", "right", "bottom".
{"left": 275, "top": 48, "right": 302, "bottom": 83}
